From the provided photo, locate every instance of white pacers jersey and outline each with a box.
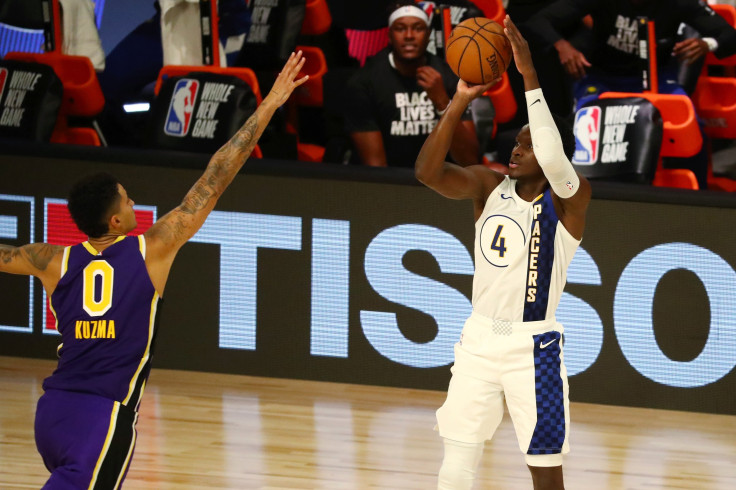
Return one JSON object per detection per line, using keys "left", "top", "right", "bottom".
{"left": 472, "top": 176, "right": 581, "bottom": 322}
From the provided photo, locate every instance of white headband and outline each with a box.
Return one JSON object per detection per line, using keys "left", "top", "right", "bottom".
{"left": 388, "top": 5, "right": 430, "bottom": 27}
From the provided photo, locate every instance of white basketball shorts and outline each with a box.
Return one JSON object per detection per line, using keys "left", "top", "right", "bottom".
{"left": 436, "top": 311, "right": 570, "bottom": 467}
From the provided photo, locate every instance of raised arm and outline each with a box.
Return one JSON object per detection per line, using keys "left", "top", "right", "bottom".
{"left": 415, "top": 65, "right": 479, "bottom": 166}
{"left": 505, "top": 16, "right": 591, "bottom": 239}
{"left": 143, "top": 51, "right": 309, "bottom": 294}
{"left": 415, "top": 79, "right": 504, "bottom": 216}
{"left": 674, "top": 0, "right": 736, "bottom": 62}
{"left": 0, "top": 243, "right": 65, "bottom": 293}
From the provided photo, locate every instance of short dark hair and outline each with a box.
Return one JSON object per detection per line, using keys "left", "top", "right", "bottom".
{"left": 67, "top": 173, "right": 121, "bottom": 238}
{"left": 552, "top": 113, "right": 576, "bottom": 161}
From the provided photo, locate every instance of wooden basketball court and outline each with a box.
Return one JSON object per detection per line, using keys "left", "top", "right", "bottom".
{"left": 1, "top": 356, "right": 734, "bottom": 489}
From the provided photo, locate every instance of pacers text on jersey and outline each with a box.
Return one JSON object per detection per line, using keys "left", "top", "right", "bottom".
{"left": 526, "top": 203, "right": 543, "bottom": 303}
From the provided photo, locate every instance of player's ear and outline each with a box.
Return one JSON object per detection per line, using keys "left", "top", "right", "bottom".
{"left": 109, "top": 213, "right": 121, "bottom": 231}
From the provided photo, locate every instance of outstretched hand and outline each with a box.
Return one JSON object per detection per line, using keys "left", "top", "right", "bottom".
{"left": 504, "top": 15, "right": 542, "bottom": 91}
{"left": 503, "top": 15, "right": 534, "bottom": 78}
{"left": 266, "top": 51, "right": 310, "bottom": 106}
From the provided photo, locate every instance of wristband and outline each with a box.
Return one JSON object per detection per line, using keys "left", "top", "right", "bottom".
{"left": 703, "top": 37, "right": 718, "bottom": 52}
{"left": 436, "top": 101, "right": 450, "bottom": 116}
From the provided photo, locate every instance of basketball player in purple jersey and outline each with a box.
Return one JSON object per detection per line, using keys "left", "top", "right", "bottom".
{"left": 0, "top": 52, "right": 308, "bottom": 489}
{"left": 416, "top": 17, "right": 591, "bottom": 490}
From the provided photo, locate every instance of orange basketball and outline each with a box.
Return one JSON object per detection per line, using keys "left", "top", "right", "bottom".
{"left": 445, "top": 18, "right": 513, "bottom": 85}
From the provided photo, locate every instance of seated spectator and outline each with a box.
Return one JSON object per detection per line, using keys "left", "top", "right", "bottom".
{"left": 96, "top": 0, "right": 250, "bottom": 146}
{"left": 159, "top": 0, "right": 227, "bottom": 67}
{"left": 506, "top": 0, "right": 588, "bottom": 124}
{"left": 420, "top": 0, "right": 497, "bottom": 159}
{"left": 0, "top": 0, "right": 104, "bottom": 70}
{"left": 419, "top": 0, "right": 484, "bottom": 57}
{"left": 525, "top": 0, "right": 736, "bottom": 188}
{"left": 344, "top": 1, "right": 479, "bottom": 167}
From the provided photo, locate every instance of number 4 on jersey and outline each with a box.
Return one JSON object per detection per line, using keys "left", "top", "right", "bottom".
{"left": 490, "top": 225, "right": 507, "bottom": 257}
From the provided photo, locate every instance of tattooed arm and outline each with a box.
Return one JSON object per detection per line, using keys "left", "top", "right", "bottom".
{"left": 0, "top": 243, "right": 65, "bottom": 294}
{"left": 143, "top": 51, "right": 308, "bottom": 295}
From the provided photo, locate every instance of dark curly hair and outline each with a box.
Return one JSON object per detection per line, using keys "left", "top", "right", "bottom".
{"left": 67, "top": 173, "right": 121, "bottom": 238}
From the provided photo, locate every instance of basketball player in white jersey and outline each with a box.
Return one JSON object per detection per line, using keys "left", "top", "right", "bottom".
{"left": 415, "top": 16, "right": 592, "bottom": 490}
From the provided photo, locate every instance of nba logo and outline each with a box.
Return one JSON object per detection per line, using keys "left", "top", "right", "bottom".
{"left": 0, "top": 68, "right": 8, "bottom": 103}
{"left": 417, "top": 1, "right": 436, "bottom": 21}
{"left": 572, "top": 106, "right": 601, "bottom": 165}
{"left": 164, "top": 79, "right": 199, "bottom": 137}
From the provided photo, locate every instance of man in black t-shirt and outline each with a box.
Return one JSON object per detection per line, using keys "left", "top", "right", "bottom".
{"left": 344, "top": 2, "right": 480, "bottom": 168}
{"left": 418, "top": 0, "right": 484, "bottom": 57}
{"left": 525, "top": 0, "right": 736, "bottom": 189}
{"left": 526, "top": 0, "right": 736, "bottom": 91}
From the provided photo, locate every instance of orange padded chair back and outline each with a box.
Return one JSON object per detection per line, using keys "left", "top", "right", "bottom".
{"left": 691, "top": 4, "right": 736, "bottom": 140}
{"left": 468, "top": 0, "right": 505, "bottom": 24}
{"left": 292, "top": 45, "right": 328, "bottom": 107}
{"left": 4, "top": 52, "right": 104, "bottom": 145}
{"left": 301, "top": 0, "right": 332, "bottom": 36}
{"left": 651, "top": 169, "right": 699, "bottom": 190}
{"left": 597, "top": 92, "right": 701, "bottom": 190}
{"left": 154, "top": 66, "right": 262, "bottom": 104}
{"left": 484, "top": 74, "right": 517, "bottom": 124}
{"left": 4, "top": 52, "right": 104, "bottom": 117}
{"left": 2, "top": 0, "right": 103, "bottom": 145}
{"left": 600, "top": 92, "right": 702, "bottom": 158}
{"left": 692, "top": 77, "right": 736, "bottom": 139}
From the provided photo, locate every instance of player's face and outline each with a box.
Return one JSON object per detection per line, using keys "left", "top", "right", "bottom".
{"left": 508, "top": 126, "right": 544, "bottom": 180}
{"left": 389, "top": 17, "right": 429, "bottom": 61}
{"left": 114, "top": 184, "right": 137, "bottom": 233}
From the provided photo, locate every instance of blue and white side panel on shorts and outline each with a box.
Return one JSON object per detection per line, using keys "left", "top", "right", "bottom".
{"left": 527, "top": 330, "right": 565, "bottom": 455}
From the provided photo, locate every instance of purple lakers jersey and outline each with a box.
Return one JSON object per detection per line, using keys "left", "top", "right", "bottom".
{"left": 43, "top": 235, "right": 160, "bottom": 410}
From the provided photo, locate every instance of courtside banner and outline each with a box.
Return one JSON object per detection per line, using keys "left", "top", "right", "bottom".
{"left": 1, "top": 151, "right": 735, "bottom": 415}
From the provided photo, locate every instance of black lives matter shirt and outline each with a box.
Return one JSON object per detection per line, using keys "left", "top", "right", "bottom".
{"left": 344, "top": 47, "right": 471, "bottom": 167}
{"left": 525, "top": 0, "right": 736, "bottom": 78}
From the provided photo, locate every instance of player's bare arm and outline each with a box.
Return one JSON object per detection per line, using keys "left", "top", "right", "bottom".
{"left": 505, "top": 15, "right": 591, "bottom": 239}
{"left": 415, "top": 64, "right": 481, "bottom": 166}
{"left": 415, "top": 77, "right": 503, "bottom": 215}
{"left": 144, "top": 51, "right": 309, "bottom": 294}
{"left": 0, "top": 243, "right": 64, "bottom": 292}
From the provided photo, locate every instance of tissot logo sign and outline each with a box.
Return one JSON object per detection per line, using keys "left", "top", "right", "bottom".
{"left": 1, "top": 157, "right": 735, "bottom": 415}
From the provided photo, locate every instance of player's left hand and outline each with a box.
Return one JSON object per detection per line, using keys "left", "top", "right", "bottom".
{"left": 504, "top": 15, "right": 535, "bottom": 78}
{"left": 266, "top": 51, "right": 310, "bottom": 106}
{"left": 455, "top": 78, "right": 500, "bottom": 105}
{"left": 673, "top": 38, "right": 709, "bottom": 65}
{"left": 417, "top": 65, "right": 450, "bottom": 109}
